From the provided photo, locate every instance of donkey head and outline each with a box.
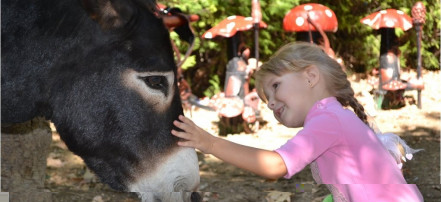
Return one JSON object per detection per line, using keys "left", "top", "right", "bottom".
{"left": 47, "top": 0, "right": 184, "bottom": 190}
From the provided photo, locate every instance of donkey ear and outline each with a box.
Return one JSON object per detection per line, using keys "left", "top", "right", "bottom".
{"left": 80, "top": 0, "right": 135, "bottom": 30}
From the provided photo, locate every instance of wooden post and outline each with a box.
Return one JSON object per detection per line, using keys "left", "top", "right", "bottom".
{"left": 1, "top": 117, "right": 52, "bottom": 201}
{"left": 412, "top": 2, "right": 426, "bottom": 109}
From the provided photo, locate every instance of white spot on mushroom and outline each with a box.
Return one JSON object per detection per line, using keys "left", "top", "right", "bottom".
{"left": 325, "top": 9, "right": 333, "bottom": 18}
{"left": 296, "top": 16, "right": 305, "bottom": 26}
{"left": 362, "top": 19, "right": 370, "bottom": 24}
{"left": 227, "top": 15, "right": 237, "bottom": 20}
{"left": 309, "top": 12, "right": 317, "bottom": 19}
{"left": 363, "top": 13, "right": 382, "bottom": 27}
{"left": 205, "top": 32, "right": 213, "bottom": 39}
{"left": 403, "top": 20, "right": 413, "bottom": 30}
{"left": 385, "top": 20, "right": 395, "bottom": 28}
{"left": 226, "top": 22, "right": 236, "bottom": 32}
{"left": 304, "top": 5, "right": 313, "bottom": 11}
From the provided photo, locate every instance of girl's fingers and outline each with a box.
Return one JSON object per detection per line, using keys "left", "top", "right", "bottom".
{"left": 178, "top": 115, "right": 194, "bottom": 126}
{"left": 174, "top": 116, "right": 191, "bottom": 129}
{"left": 173, "top": 120, "right": 189, "bottom": 131}
{"left": 177, "top": 141, "right": 193, "bottom": 148}
{"left": 178, "top": 115, "right": 186, "bottom": 122}
{"left": 172, "top": 116, "right": 202, "bottom": 149}
{"left": 173, "top": 120, "right": 182, "bottom": 128}
{"left": 171, "top": 129, "right": 188, "bottom": 139}
{"left": 170, "top": 129, "right": 180, "bottom": 137}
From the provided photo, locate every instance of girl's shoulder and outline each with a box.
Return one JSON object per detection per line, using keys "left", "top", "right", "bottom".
{"left": 305, "top": 97, "right": 362, "bottom": 133}
{"left": 305, "top": 103, "right": 344, "bottom": 125}
{"left": 304, "top": 110, "right": 344, "bottom": 133}
{"left": 300, "top": 111, "right": 344, "bottom": 147}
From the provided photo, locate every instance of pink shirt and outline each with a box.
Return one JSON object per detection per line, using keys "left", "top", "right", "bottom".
{"left": 275, "top": 97, "right": 423, "bottom": 201}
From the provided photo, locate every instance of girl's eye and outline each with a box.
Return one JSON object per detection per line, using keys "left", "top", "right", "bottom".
{"left": 272, "top": 83, "right": 279, "bottom": 89}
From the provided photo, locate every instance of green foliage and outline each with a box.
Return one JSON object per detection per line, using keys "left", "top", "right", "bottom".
{"left": 204, "top": 74, "right": 221, "bottom": 97}
{"left": 181, "top": 55, "right": 196, "bottom": 70}
{"left": 162, "top": 0, "right": 440, "bottom": 96}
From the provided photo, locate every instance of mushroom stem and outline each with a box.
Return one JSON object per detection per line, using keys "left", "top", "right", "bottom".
{"left": 227, "top": 33, "right": 242, "bottom": 60}
{"left": 415, "top": 24, "right": 423, "bottom": 109}
{"left": 379, "top": 28, "right": 400, "bottom": 91}
{"left": 296, "top": 31, "right": 321, "bottom": 44}
{"left": 254, "top": 23, "right": 260, "bottom": 69}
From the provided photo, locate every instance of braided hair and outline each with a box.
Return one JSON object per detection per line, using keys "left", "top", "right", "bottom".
{"left": 255, "top": 42, "right": 369, "bottom": 125}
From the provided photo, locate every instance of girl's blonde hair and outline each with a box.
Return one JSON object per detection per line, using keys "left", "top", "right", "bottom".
{"left": 255, "top": 42, "right": 369, "bottom": 125}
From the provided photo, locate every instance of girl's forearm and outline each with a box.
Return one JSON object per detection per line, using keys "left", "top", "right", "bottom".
{"left": 171, "top": 115, "right": 287, "bottom": 179}
{"left": 208, "top": 136, "right": 287, "bottom": 179}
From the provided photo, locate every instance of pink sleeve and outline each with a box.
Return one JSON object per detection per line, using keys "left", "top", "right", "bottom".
{"left": 275, "top": 112, "right": 342, "bottom": 178}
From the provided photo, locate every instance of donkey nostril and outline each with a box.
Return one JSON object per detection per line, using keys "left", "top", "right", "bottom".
{"left": 173, "top": 176, "right": 188, "bottom": 192}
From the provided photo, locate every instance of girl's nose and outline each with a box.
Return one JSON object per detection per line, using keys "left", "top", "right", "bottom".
{"left": 267, "top": 99, "right": 275, "bottom": 110}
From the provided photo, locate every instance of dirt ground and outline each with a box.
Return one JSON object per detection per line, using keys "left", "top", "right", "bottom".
{"left": 44, "top": 70, "right": 440, "bottom": 201}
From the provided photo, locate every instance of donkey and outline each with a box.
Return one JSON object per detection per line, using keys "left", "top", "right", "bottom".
{"left": 1, "top": 0, "right": 199, "bottom": 201}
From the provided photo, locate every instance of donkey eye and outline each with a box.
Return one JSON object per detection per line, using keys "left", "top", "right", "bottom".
{"left": 148, "top": 76, "right": 163, "bottom": 86}
{"left": 140, "top": 76, "right": 167, "bottom": 90}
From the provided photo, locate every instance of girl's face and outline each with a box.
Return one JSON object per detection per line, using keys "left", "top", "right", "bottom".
{"left": 262, "top": 71, "right": 313, "bottom": 128}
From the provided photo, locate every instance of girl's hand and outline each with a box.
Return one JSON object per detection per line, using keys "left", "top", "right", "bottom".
{"left": 172, "top": 116, "right": 287, "bottom": 179}
{"left": 171, "top": 115, "right": 215, "bottom": 154}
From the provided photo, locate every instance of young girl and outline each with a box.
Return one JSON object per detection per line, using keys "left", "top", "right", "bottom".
{"left": 171, "top": 42, "right": 423, "bottom": 201}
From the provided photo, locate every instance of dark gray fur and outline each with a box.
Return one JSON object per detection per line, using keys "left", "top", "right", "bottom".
{"left": 1, "top": 0, "right": 185, "bottom": 191}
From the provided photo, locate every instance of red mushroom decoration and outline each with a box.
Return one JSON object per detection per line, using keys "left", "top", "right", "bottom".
{"left": 360, "top": 9, "right": 413, "bottom": 31}
{"left": 156, "top": 3, "right": 199, "bottom": 44}
{"left": 283, "top": 3, "right": 338, "bottom": 33}
{"left": 203, "top": 8, "right": 268, "bottom": 133}
{"left": 360, "top": 9, "right": 412, "bottom": 91}
{"left": 202, "top": 15, "right": 267, "bottom": 39}
{"left": 382, "top": 80, "right": 407, "bottom": 91}
{"left": 361, "top": 9, "right": 413, "bottom": 109}
{"left": 211, "top": 93, "right": 244, "bottom": 118}
{"left": 157, "top": 3, "right": 199, "bottom": 29}
{"left": 381, "top": 80, "right": 408, "bottom": 109}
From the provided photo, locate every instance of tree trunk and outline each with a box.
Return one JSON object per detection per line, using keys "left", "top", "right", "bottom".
{"left": 1, "top": 117, "right": 52, "bottom": 202}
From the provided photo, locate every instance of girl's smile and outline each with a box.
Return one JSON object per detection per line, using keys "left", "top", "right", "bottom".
{"left": 274, "top": 106, "right": 284, "bottom": 119}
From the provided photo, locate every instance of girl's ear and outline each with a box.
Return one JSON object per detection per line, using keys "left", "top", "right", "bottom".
{"left": 304, "top": 65, "right": 320, "bottom": 88}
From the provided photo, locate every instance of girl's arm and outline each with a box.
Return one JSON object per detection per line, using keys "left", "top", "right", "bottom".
{"left": 171, "top": 115, "right": 287, "bottom": 179}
